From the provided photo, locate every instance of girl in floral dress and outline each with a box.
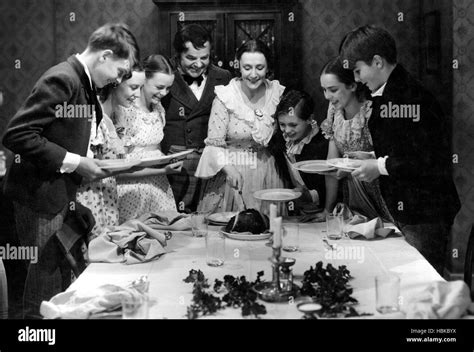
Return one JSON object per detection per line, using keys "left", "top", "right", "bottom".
{"left": 318, "top": 57, "right": 393, "bottom": 221}
{"left": 195, "top": 40, "right": 286, "bottom": 214}
{"left": 76, "top": 67, "right": 146, "bottom": 240}
{"left": 116, "top": 55, "right": 181, "bottom": 222}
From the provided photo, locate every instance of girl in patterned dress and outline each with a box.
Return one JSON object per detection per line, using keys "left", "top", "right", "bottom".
{"left": 195, "top": 40, "right": 286, "bottom": 214}
{"left": 76, "top": 66, "right": 146, "bottom": 240}
{"left": 116, "top": 55, "right": 181, "bottom": 222}
{"left": 317, "top": 56, "right": 393, "bottom": 222}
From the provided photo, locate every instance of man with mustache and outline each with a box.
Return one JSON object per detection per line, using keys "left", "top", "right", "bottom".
{"left": 2, "top": 23, "right": 139, "bottom": 318}
{"left": 162, "top": 24, "right": 232, "bottom": 212}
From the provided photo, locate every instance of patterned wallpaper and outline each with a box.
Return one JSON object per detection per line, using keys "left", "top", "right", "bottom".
{"left": 54, "top": 0, "right": 160, "bottom": 62}
{"left": 451, "top": 0, "right": 474, "bottom": 275}
{"left": 0, "top": 0, "right": 55, "bottom": 143}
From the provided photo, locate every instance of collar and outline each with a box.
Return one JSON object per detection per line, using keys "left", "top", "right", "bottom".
{"left": 371, "top": 82, "right": 387, "bottom": 97}
{"left": 75, "top": 54, "right": 93, "bottom": 89}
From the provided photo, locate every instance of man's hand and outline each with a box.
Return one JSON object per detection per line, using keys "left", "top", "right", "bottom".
{"left": 351, "top": 159, "right": 380, "bottom": 182}
{"left": 164, "top": 161, "right": 183, "bottom": 174}
{"left": 76, "top": 157, "right": 111, "bottom": 181}
{"left": 223, "top": 165, "right": 243, "bottom": 191}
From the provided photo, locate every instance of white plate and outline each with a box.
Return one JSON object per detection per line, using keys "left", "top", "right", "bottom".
{"left": 253, "top": 188, "right": 302, "bottom": 202}
{"left": 220, "top": 230, "right": 272, "bottom": 241}
{"left": 139, "top": 150, "right": 194, "bottom": 167}
{"left": 292, "top": 160, "right": 336, "bottom": 174}
{"left": 207, "top": 212, "right": 237, "bottom": 225}
{"left": 99, "top": 159, "right": 141, "bottom": 172}
{"left": 327, "top": 158, "right": 362, "bottom": 171}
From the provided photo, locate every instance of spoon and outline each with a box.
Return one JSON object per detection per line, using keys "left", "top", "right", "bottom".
{"left": 237, "top": 190, "right": 247, "bottom": 210}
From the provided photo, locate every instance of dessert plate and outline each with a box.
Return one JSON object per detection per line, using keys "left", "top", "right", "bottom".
{"left": 253, "top": 188, "right": 301, "bottom": 202}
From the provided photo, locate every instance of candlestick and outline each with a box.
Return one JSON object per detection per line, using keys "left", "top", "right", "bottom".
{"left": 273, "top": 217, "right": 282, "bottom": 248}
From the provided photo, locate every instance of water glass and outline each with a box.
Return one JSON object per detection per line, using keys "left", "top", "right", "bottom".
{"left": 375, "top": 273, "right": 401, "bottom": 314}
{"left": 282, "top": 223, "right": 299, "bottom": 252}
{"left": 206, "top": 231, "right": 225, "bottom": 267}
{"left": 326, "top": 214, "right": 343, "bottom": 240}
{"left": 191, "top": 212, "right": 208, "bottom": 237}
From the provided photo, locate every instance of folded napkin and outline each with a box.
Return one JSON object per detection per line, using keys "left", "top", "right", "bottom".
{"left": 345, "top": 215, "right": 395, "bottom": 239}
{"left": 332, "top": 203, "right": 395, "bottom": 240}
{"left": 40, "top": 277, "right": 148, "bottom": 319}
{"left": 138, "top": 211, "right": 192, "bottom": 232}
{"left": 89, "top": 219, "right": 169, "bottom": 264}
{"left": 404, "top": 281, "right": 474, "bottom": 319}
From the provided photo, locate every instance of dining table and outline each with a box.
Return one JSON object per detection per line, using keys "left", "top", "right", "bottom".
{"left": 67, "top": 218, "right": 444, "bottom": 319}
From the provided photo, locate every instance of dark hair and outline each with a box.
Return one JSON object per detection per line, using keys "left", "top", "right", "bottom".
{"left": 275, "top": 90, "right": 314, "bottom": 122}
{"left": 173, "top": 24, "right": 212, "bottom": 54}
{"left": 235, "top": 39, "right": 273, "bottom": 70}
{"left": 339, "top": 25, "right": 397, "bottom": 68}
{"left": 98, "top": 63, "right": 144, "bottom": 102}
{"left": 320, "top": 56, "right": 370, "bottom": 102}
{"left": 143, "top": 54, "right": 174, "bottom": 79}
{"left": 88, "top": 23, "right": 140, "bottom": 66}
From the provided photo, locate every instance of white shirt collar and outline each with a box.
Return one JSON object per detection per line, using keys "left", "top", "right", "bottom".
{"left": 75, "top": 54, "right": 93, "bottom": 89}
{"left": 371, "top": 82, "right": 387, "bottom": 97}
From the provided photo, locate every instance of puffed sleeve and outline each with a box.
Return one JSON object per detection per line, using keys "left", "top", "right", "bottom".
{"left": 195, "top": 97, "right": 229, "bottom": 178}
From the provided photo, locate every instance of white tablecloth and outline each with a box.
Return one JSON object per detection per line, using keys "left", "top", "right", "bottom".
{"left": 68, "top": 220, "right": 444, "bottom": 319}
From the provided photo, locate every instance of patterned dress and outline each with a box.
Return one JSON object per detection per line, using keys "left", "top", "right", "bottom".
{"left": 116, "top": 102, "right": 177, "bottom": 223}
{"left": 76, "top": 113, "right": 123, "bottom": 241}
{"left": 320, "top": 101, "right": 394, "bottom": 221}
{"left": 195, "top": 78, "right": 286, "bottom": 214}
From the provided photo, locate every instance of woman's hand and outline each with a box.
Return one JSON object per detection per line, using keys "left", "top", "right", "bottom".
{"left": 299, "top": 208, "right": 330, "bottom": 223}
{"left": 164, "top": 161, "right": 183, "bottom": 175}
{"left": 223, "top": 165, "right": 243, "bottom": 191}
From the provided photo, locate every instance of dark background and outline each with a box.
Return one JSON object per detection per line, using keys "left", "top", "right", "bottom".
{"left": 0, "top": 0, "right": 472, "bottom": 277}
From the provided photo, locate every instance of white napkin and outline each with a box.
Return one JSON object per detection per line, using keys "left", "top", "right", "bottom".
{"left": 40, "top": 283, "right": 145, "bottom": 319}
{"left": 332, "top": 203, "right": 395, "bottom": 239}
{"left": 404, "top": 281, "right": 473, "bottom": 319}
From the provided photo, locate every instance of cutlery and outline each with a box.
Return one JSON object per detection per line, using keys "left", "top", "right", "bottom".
{"left": 236, "top": 189, "right": 247, "bottom": 210}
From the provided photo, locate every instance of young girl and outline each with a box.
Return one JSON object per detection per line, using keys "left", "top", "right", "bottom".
{"left": 271, "top": 90, "right": 329, "bottom": 213}
{"left": 116, "top": 55, "right": 181, "bottom": 222}
{"left": 76, "top": 65, "right": 145, "bottom": 240}
{"left": 318, "top": 56, "right": 392, "bottom": 221}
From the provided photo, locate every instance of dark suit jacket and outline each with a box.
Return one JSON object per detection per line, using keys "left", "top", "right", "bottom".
{"left": 2, "top": 55, "right": 99, "bottom": 214}
{"left": 369, "top": 64, "right": 460, "bottom": 224}
{"left": 294, "top": 132, "right": 329, "bottom": 206}
{"left": 161, "top": 64, "right": 232, "bottom": 153}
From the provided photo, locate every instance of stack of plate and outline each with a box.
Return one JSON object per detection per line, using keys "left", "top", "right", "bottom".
{"left": 206, "top": 212, "right": 237, "bottom": 226}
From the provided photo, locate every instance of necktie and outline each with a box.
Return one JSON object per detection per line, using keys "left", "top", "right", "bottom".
{"left": 182, "top": 74, "right": 204, "bottom": 87}
{"left": 91, "top": 83, "right": 103, "bottom": 126}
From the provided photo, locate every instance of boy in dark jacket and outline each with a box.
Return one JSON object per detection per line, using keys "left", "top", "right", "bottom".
{"left": 340, "top": 25, "right": 460, "bottom": 275}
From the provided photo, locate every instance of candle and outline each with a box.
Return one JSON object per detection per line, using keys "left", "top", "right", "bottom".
{"left": 273, "top": 217, "right": 282, "bottom": 248}
{"left": 269, "top": 203, "right": 277, "bottom": 232}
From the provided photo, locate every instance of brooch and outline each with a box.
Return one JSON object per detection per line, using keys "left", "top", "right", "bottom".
{"left": 254, "top": 109, "right": 264, "bottom": 119}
